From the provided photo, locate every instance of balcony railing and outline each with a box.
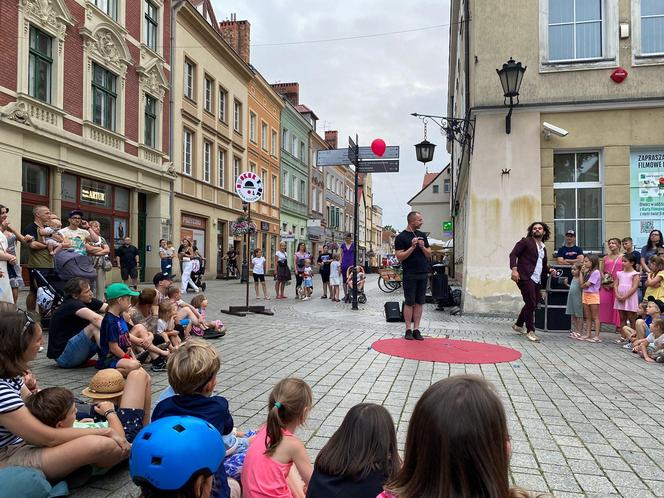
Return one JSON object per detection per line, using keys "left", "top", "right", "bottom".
{"left": 280, "top": 195, "right": 308, "bottom": 216}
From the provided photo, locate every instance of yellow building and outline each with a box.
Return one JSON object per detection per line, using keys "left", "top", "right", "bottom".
{"left": 448, "top": 0, "right": 664, "bottom": 312}
{"left": 173, "top": 1, "right": 253, "bottom": 278}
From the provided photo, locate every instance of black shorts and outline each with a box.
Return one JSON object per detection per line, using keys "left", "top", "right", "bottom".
{"left": 253, "top": 273, "right": 265, "bottom": 282}
{"left": 121, "top": 266, "right": 138, "bottom": 281}
{"left": 116, "top": 407, "right": 144, "bottom": 443}
{"left": 28, "top": 268, "right": 53, "bottom": 293}
{"left": 320, "top": 270, "right": 330, "bottom": 283}
{"left": 402, "top": 273, "right": 428, "bottom": 306}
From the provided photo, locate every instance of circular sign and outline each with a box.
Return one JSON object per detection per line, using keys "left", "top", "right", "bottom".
{"left": 235, "top": 172, "right": 263, "bottom": 203}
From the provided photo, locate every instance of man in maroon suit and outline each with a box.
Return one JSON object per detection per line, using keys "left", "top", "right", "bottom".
{"left": 509, "top": 222, "right": 557, "bottom": 342}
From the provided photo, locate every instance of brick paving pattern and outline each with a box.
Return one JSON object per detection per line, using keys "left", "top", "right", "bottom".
{"left": 27, "top": 276, "right": 664, "bottom": 497}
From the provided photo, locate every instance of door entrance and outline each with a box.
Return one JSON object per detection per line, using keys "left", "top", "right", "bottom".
{"left": 138, "top": 194, "right": 147, "bottom": 282}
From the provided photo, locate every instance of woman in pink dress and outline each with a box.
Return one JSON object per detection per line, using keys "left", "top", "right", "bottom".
{"left": 599, "top": 238, "right": 623, "bottom": 332}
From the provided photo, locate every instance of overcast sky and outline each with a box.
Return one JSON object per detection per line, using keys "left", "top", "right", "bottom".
{"left": 210, "top": 0, "right": 451, "bottom": 230}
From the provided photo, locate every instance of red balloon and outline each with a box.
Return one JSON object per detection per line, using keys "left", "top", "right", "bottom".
{"left": 371, "top": 138, "right": 386, "bottom": 157}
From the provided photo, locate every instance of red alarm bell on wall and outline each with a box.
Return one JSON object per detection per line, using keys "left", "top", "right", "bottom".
{"left": 610, "top": 67, "right": 628, "bottom": 83}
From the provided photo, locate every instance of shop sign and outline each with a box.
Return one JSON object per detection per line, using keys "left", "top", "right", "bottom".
{"left": 630, "top": 150, "right": 664, "bottom": 247}
{"left": 81, "top": 187, "right": 106, "bottom": 203}
{"left": 280, "top": 231, "right": 295, "bottom": 242}
{"left": 182, "top": 214, "right": 206, "bottom": 229}
{"left": 307, "top": 219, "right": 321, "bottom": 228}
{"left": 260, "top": 221, "right": 270, "bottom": 231}
{"left": 442, "top": 220, "right": 453, "bottom": 236}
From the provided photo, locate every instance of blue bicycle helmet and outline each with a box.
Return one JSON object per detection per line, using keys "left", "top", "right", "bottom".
{"left": 130, "top": 416, "right": 224, "bottom": 491}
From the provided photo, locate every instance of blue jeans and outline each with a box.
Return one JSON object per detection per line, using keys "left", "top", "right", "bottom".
{"left": 161, "top": 258, "right": 173, "bottom": 275}
{"left": 56, "top": 330, "right": 98, "bottom": 368}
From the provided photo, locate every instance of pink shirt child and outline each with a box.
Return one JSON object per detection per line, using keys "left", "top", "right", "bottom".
{"left": 242, "top": 426, "right": 294, "bottom": 498}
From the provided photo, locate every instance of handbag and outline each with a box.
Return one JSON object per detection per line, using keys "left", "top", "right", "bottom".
{"left": 602, "top": 258, "right": 618, "bottom": 288}
{"left": 102, "top": 256, "right": 113, "bottom": 272}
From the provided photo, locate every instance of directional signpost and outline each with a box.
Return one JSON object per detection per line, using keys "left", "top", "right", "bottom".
{"left": 316, "top": 136, "right": 400, "bottom": 310}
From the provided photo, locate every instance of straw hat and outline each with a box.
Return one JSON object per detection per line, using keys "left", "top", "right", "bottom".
{"left": 81, "top": 369, "right": 125, "bottom": 399}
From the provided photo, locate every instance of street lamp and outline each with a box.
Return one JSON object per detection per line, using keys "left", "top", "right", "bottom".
{"left": 496, "top": 57, "right": 526, "bottom": 134}
{"left": 411, "top": 113, "right": 474, "bottom": 165}
{"left": 415, "top": 140, "right": 436, "bottom": 164}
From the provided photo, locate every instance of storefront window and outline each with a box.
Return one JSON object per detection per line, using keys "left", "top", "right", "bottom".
{"left": 553, "top": 151, "right": 603, "bottom": 252}
{"left": 22, "top": 161, "right": 49, "bottom": 196}
{"left": 61, "top": 174, "right": 77, "bottom": 202}
{"left": 114, "top": 218, "right": 128, "bottom": 247}
{"left": 80, "top": 178, "right": 112, "bottom": 208}
{"left": 115, "top": 187, "right": 130, "bottom": 212}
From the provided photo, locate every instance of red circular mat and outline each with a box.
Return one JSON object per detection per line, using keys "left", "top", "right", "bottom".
{"left": 371, "top": 338, "right": 522, "bottom": 364}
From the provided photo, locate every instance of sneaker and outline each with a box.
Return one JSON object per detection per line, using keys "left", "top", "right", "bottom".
{"left": 413, "top": 329, "right": 424, "bottom": 341}
{"left": 525, "top": 331, "right": 540, "bottom": 343}
{"left": 623, "top": 342, "right": 633, "bottom": 349}
{"left": 656, "top": 354, "right": 664, "bottom": 363}
{"left": 405, "top": 330, "right": 414, "bottom": 340}
{"left": 512, "top": 324, "right": 525, "bottom": 335}
{"left": 136, "top": 350, "right": 150, "bottom": 363}
{"left": 151, "top": 358, "right": 167, "bottom": 372}
{"left": 321, "top": 295, "right": 327, "bottom": 299}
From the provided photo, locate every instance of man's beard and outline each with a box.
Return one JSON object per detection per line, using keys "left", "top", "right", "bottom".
{"left": 533, "top": 232, "right": 543, "bottom": 239}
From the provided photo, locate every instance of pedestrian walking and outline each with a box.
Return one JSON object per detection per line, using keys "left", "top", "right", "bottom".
{"left": 178, "top": 238, "right": 199, "bottom": 294}
{"left": 115, "top": 237, "right": 140, "bottom": 290}
{"left": 274, "top": 242, "right": 290, "bottom": 299}
{"left": 509, "top": 221, "right": 557, "bottom": 343}
{"left": 317, "top": 244, "right": 333, "bottom": 299}
{"left": 293, "top": 242, "right": 310, "bottom": 299}
{"left": 394, "top": 212, "right": 431, "bottom": 341}
{"left": 158, "top": 239, "right": 174, "bottom": 276}
{"left": 340, "top": 233, "right": 355, "bottom": 303}
{"left": 252, "top": 248, "right": 269, "bottom": 300}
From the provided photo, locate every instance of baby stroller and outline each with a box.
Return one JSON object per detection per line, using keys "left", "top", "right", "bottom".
{"left": 346, "top": 266, "right": 367, "bottom": 304}
{"left": 32, "top": 269, "right": 65, "bottom": 330}
{"left": 190, "top": 256, "right": 206, "bottom": 291}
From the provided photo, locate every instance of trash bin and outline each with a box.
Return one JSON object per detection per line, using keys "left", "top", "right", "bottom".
{"left": 535, "top": 265, "right": 571, "bottom": 332}
{"left": 240, "top": 263, "right": 249, "bottom": 284}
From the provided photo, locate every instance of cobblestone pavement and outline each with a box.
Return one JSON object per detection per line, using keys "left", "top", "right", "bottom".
{"left": 27, "top": 276, "right": 664, "bottom": 497}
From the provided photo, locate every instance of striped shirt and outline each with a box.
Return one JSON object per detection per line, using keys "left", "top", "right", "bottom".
{"left": 0, "top": 376, "right": 25, "bottom": 447}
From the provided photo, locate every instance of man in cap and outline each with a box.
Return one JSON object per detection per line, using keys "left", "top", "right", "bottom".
{"left": 58, "top": 209, "right": 98, "bottom": 256}
{"left": 556, "top": 229, "right": 584, "bottom": 265}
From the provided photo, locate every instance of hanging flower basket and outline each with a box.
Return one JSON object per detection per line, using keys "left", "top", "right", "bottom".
{"left": 231, "top": 216, "right": 256, "bottom": 236}
{"left": 328, "top": 242, "right": 339, "bottom": 250}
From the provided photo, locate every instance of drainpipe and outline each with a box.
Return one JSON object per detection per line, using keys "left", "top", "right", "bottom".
{"left": 169, "top": 0, "right": 187, "bottom": 240}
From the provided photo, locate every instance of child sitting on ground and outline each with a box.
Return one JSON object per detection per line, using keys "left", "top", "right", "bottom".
{"left": 190, "top": 293, "right": 226, "bottom": 338}
{"left": 623, "top": 297, "right": 663, "bottom": 348}
{"left": 633, "top": 318, "right": 664, "bottom": 363}
{"left": 167, "top": 284, "right": 201, "bottom": 339}
{"left": 157, "top": 300, "right": 183, "bottom": 349}
{"left": 25, "top": 368, "right": 151, "bottom": 444}
{"left": 98, "top": 283, "right": 167, "bottom": 375}
{"left": 39, "top": 218, "right": 70, "bottom": 255}
{"left": 242, "top": 377, "right": 314, "bottom": 498}
{"left": 302, "top": 259, "right": 314, "bottom": 301}
{"left": 151, "top": 339, "right": 241, "bottom": 498}
{"left": 307, "top": 403, "right": 400, "bottom": 498}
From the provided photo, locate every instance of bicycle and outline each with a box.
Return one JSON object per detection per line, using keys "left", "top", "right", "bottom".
{"left": 378, "top": 264, "right": 402, "bottom": 293}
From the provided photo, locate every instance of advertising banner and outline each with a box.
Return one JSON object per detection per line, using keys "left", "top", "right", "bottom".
{"left": 630, "top": 150, "right": 664, "bottom": 248}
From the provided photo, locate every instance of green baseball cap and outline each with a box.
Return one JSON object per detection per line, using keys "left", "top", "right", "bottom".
{"left": 105, "top": 283, "right": 140, "bottom": 300}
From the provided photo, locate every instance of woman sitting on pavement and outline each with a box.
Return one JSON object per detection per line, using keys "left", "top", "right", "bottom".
{"left": 0, "top": 311, "right": 130, "bottom": 481}
{"left": 46, "top": 277, "right": 107, "bottom": 368}
{"left": 379, "top": 375, "right": 550, "bottom": 498}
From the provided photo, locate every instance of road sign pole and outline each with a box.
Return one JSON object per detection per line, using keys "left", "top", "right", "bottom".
{"left": 352, "top": 134, "right": 359, "bottom": 311}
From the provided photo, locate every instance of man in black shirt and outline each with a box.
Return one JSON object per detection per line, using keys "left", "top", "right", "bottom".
{"left": 317, "top": 244, "right": 333, "bottom": 299}
{"left": 394, "top": 211, "right": 431, "bottom": 340}
{"left": 116, "top": 236, "right": 140, "bottom": 289}
{"left": 47, "top": 277, "right": 106, "bottom": 367}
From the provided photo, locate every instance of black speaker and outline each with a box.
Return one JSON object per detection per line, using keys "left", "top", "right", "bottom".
{"left": 547, "top": 291, "right": 569, "bottom": 306}
{"left": 431, "top": 271, "right": 449, "bottom": 300}
{"left": 535, "top": 306, "right": 571, "bottom": 332}
{"left": 384, "top": 301, "right": 404, "bottom": 322}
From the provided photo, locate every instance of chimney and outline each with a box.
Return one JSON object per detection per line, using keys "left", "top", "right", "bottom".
{"left": 270, "top": 82, "right": 299, "bottom": 106}
{"left": 324, "top": 130, "right": 338, "bottom": 149}
{"left": 219, "top": 15, "right": 251, "bottom": 63}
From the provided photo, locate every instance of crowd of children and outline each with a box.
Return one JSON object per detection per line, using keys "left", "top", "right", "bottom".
{"left": 565, "top": 241, "right": 664, "bottom": 363}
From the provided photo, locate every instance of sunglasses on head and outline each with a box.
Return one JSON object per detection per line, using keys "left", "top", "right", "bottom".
{"left": 16, "top": 308, "right": 35, "bottom": 333}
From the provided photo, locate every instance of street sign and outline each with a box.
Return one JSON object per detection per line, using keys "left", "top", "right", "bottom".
{"left": 316, "top": 148, "right": 351, "bottom": 166}
{"left": 356, "top": 160, "right": 400, "bottom": 173}
{"left": 348, "top": 136, "right": 358, "bottom": 163}
{"left": 235, "top": 172, "right": 263, "bottom": 203}
{"left": 358, "top": 145, "right": 399, "bottom": 160}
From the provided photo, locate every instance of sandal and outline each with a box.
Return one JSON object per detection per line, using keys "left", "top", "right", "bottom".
{"left": 569, "top": 331, "right": 581, "bottom": 339}
{"left": 587, "top": 337, "right": 602, "bottom": 343}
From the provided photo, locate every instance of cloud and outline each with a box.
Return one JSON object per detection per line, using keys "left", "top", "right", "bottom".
{"left": 210, "top": 0, "right": 451, "bottom": 228}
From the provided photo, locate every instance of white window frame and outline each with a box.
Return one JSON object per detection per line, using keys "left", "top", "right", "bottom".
{"left": 631, "top": 0, "right": 664, "bottom": 65}
{"left": 552, "top": 150, "right": 604, "bottom": 252}
{"left": 218, "top": 86, "right": 227, "bottom": 122}
{"left": 142, "top": 0, "right": 161, "bottom": 54}
{"left": 292, "top": 136, "right": 297, "bottom": 157}
{"left": 443, "top": 179, "right": 450, "bottom": 193}
{"left": 184, "top": 59, "right": 195, "bottom": 100}
{"left": 233, "top": 156, "right": 241, "bottom": 181}
{"left": 249, "top": 161, "right": 256, "bottom": 174}
{"left": 249, "top": 111, "right": 257, "bottom": 142}
{"left": 218, "top": 147, "right": 226, "bottom": 188}
{"left": 183, "top": 128, "right": 193, "bottom": 176}
{"left": 93, "top": 0, "right": 119, "bottom": 21}
{"left": 203, "top": 140, "right": 211, "bottom": 183}
{"left": 233, "top": 100, "right": 242, "bottom": 133}
{"left": 292, "top": 177, "right": 298, "bottom": 201}
{"left": 271, "top": 129, "right": 278, "bottom": 155}
{"left": 204, "top": 76, "right": 213, "bottom": 113}
{"left": 300, "top": 180, "right": 306, "bottom": 203}
{"left": 271, "top": 174, "right": 277, "bottom": 204}
{"left": 539, "top": 0, "right": 618, "bottom": 72}
{"left": 282, "top": 128, "right": 288, "bottom": 150}
{"left": 261, "top": 169, "right": 268, "bottom": 200}
{"left": 261, "top": 121, "right": 268, "bottom": 150}
{"left": 283, "top": 171, "right": 289, "bottom": 197}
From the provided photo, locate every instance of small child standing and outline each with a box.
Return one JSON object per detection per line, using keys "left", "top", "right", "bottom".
{"left": 565, "top": 262, "right": 584, "bottom": 339}
{"left": 633, "top": 318, "right": 664, "bottom": 363}
{"left": 302, "top": 259, "right": 314, "bottom": 301}
{"left": 580, "top": 254, "right": 602, "bottom": 342}
{"left": 97, "top": 283, "right": 143, "bottom": 375}
{"left": 614, "top": 252, "right": 640, "bottom": 342}
{"left": 251, "top": 248, "right": 269, "bottom": 300}
{"left": 190, "top": 293, "right": 226, "bottom": 338}
{"left": 329, "top": 253, "right": 341, "bottom": 302}
{"left": 242, "top": 378, "right": 314, "bottom": 498}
